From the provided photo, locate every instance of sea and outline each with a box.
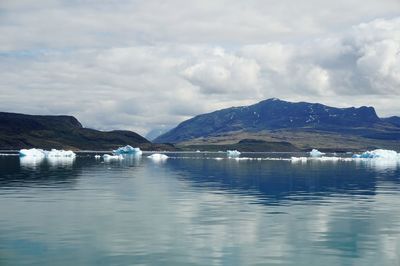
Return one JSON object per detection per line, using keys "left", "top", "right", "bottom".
{"left": 0, "top": 151, "right": 399, "bottom": 265}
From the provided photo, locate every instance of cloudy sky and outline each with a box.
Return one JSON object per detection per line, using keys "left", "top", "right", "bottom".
{"left": 0, "top": 0, "right": 399, "bottom": 136}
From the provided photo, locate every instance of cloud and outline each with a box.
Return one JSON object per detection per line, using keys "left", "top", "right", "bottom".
{"left": 0, "top": 1, "right": 399, "bottom": 135}
{"left": 182, "top": 48, "right": 261, "bottom": 96}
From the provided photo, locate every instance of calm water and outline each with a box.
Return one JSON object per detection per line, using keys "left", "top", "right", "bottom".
{"left": 0, "top": 152, "right": 400, "bottom": 265}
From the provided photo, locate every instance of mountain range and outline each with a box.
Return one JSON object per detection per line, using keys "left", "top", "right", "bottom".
{"left": 155, "top": 98, "right": 400, "bottom": 151}
{"left": 0, "top": 112, "right": 174, "bottom": 151}
{"left": 1, "top": 99, "right": 399, "bottom": 152}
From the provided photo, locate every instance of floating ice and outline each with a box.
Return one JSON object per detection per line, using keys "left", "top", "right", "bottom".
{"left": 19, "top": 148, "right": 75, "bottom": 158}
{"left": 94, "top": 155, "right": 101, "bottom": 159}
{"left": 47, "top": 149, "right": 76, "bottom": 158}
{"left": 19, "top": 148, "right": 76, "bottom": 167}
{"left": 19, "top": 148, "right": 46, "bottom": 158}
{"left": 113, "top": 145, "right": 142, "bottom": 155}
{"left": 147, "top": 153, "right": 168, "bottom": 161}
{"left": 103, "top": 154, "right": 124, "bottom": 160}
{"left": 352, "top": 149, "right": 400, "bottom": 159}
{"left": 291, "top": 156, "right": 348, "bottom": 163}
{"left": 227, "top": 150, "right": 241, "bottom": 157}
{"left": 309, "top": 149, "right": 325, "bottom": 157}
{"left": 350, "top": 150, "right": 400, "bottom": 171}
{"left": 291, "top": 157, "right": 308, "bottom": 163}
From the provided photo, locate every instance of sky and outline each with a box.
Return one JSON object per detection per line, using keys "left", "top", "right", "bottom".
{"left": 0, "top": 0, "right": 399, "bottom": 136}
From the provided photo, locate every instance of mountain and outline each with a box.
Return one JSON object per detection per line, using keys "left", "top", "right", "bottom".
{"left": 154, "top": 98, "right": 400, "bottom": 151}
{"left": 0, "top": 112, "right": 174, "bottom": 151}
{"left": 382, "top": 116, "right": 400, "bottom": 127}
{"left": 145, "top": 127, "right": 170, "bottom": 141}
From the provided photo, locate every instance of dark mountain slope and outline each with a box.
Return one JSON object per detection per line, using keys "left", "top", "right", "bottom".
{"left": 0, "top": 112, "right": 173, "bottom": 150}
{"left": 155, "top": 98, "right": 400, "bottom": 144}
{"left": 382, "top": 116, "right": 400, "bottom": 127}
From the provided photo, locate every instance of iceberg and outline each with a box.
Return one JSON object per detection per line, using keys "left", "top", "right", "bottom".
{"left": 147, "top": 153, "right": 169, "bottom": 161}
{"left": 113, "top": 145, "right": 142, "bottom": 155}
{"left": 19, "top": 148, "right": 76, "bottom": 158}
{"left": 352, "top": 149, "right": 400, "bottom": 159}
{"left": 291, "top": 157, "right": 308, "bottom": 163}
{"left": 227, "top": 150, "right": 241, "bottom": 157}
{"left": 292, "top": 156, "right": 345, "bottom": 163}
{"left": 309, "top": 149, "right": 325, "bottom": 157}
{"left": 19, "top": 148, "right": 46, "bottom": 158}
{"left": 103, "top": 154, "right": 124, "bottom": 160}
{"left": 46, "top": 149, "right": 76, "bottom": 158}
{"left": 94, "top": 155, "right": 101, "bottom": 159}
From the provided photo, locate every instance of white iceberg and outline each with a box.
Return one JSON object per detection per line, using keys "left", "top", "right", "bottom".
{"left": 19, "top": 148, "right": 46, "bottom": 158}
{"left": 46, "top": 149, "right": 76, "bottom": 158}
{"left": 94, "top": 155, "right": 101, "bottom": 159}
{"left": 352, "top": 149, "right": 400, "bottom": 159}
{"left": 291, "top": 157, "right": 308, "bottom": 163}
{"left": 147, "top": 153, "right": 169, "bottom": 161}
{"left": 227, "top": 150, "right": 241, "bottom": 157}
{"left": 309, "top": 149, "right": 325, "bottom": 157}
{"left": 113, "top": 145, "right": 142, "bottom": 155}
{"left": 19, "top": 148, "right": 76, "bottom": 158}
{"left": 292, "top": 156, "right": 343, "bottom": 163}
{"left": 103, "top": 154, "right": 124, "bottom": 160}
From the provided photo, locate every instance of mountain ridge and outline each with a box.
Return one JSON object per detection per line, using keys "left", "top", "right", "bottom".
{"left": 154, "top": 98, "right": 400, "bottom": 149}
{"left": 0, "top": 112, "right": 174, "bottom": 151}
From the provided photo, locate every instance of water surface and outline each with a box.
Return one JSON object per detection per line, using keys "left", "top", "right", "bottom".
{"left": 0, "top": 152, "right": 399, "bottom": 265}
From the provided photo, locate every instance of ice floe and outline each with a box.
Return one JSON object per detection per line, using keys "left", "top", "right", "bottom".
{"left": 227, "top": 150, "right": 241, "bottom": 157}
{"left": 309, "top": 149, "right": 325, "bottom": 157}
{"left": 291, "top": 156, "right": 353, "bottom": 163}
{"left": 47, "top": 149, "right": 76, "bottom": 158}
{"left": 19, "top": 149, "right": 76, "bottom": 167}
{"left": 113, "top": 145, "right": 142, "bottom": 155}
{"left": 19, "top": 148, "right": 46, "bottom": 158}
{"left": 94, "top": 155, "right": 101, "bottom": 159}
{"left": 147, "top": 153, "right": 169, "bottom": 161}
{"left": 19, "top": 148, "right": 76, "bottom": 158}
{"left": 290, "top": 149, "right": 400, "bottom": 167}
{"left": 352, "top": 149, "right": 400, "bottom": 159}
{"left": 291, "top": 157, "right": 308, "bottom": 163}
{"left": 103, "top": 154, "right": 124, "bottom": 160}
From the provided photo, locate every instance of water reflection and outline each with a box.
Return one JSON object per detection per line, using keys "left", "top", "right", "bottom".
{"left": 356, "top": 158, "right": 400, "bottom": 172}
{"left": 19, "top": 156, "right": 45, "bottom": 168}
{"left": 102, "top": 154, "right": 143, "bottom": 167}
{"left": 20, "top": 156, "right": 76, "bottom": 168}
{"left": 164, "top": 159, "right": 395, "bottom": 205}
{"left": 47, "top": 157, "right": 75, "bottom": 168}
{"left": 0, "top": 154, "right": 399, "bottom": 265}
{"left": 0, "top": 156, "right": 82, "bottom": 189}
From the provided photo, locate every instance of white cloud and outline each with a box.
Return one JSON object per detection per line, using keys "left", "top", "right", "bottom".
{"left": 182, "top": 48, "right": 261, "bottom": 96}
{"left": 0, "top": 1, "right": 399, "bottom": 135}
